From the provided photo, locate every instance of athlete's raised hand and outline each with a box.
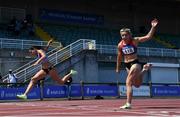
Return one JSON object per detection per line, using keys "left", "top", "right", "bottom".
{"left": 151, "top": 18, "right": 158, "bottom": 27}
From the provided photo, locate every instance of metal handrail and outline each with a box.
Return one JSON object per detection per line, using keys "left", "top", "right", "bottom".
{"left": 96, "top": 44, "right": 180, "bottom": 58}
{"left": 0, "top": 38, "right": 62, "bottom": 49}
{"left": 3, "top": 39, "right": 96, "bottom": 83}
{"left": 2, "top": 39, "right": 180, "bottom": 83}
{"left": 1, "top": 38, "right": 180, "bottom": 58}
{"left": 1, "top": 38, "right": 62, "bottom": 81}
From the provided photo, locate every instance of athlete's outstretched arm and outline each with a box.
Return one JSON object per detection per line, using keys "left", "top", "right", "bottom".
{"left": 44, "top": 39, "right": 53, "bottom": 51}
{"left": 137, "top": 19, "right": 158, "bottom": 43}
{"left": 33, "top": 50, "right": 46, "bottom": 66}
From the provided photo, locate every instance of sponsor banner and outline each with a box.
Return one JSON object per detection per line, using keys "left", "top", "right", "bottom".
{"left": 152, "top": 85, "right": 180, "bottom": 96}
{"left": 119, "top": 85, "right": 150, "bottom": 96}
{"left": 39, "top": 9, "right": 104, "bottom": 25}
{"left": 83, "top": 85, "right": 118, "bottom": 97}
{"left": 43, "top": 85, "right": 67, "bottom": 98}
{"left": 0, "top": 87, "right": 40, "bottom": 100}
{"left": 69, "top": 85, "right": 82, "bottom": 97}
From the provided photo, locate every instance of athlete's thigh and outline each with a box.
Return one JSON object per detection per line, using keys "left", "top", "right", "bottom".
{"left": 49, "top": 69, "right": 62, "bottom": 81}
{"left": 126, "top": 64, "right": 141, "bottom": 85}
{"left": 127, "top": 64, "right": 141, "bottom": 79}
{"left": 130, "top": 64, "right": 142, "bottom": 82}
{"left": 130, "top": 64, "right": 141, "bottom": 73}
{"left": 32, "top": 70, "right": 47, "bottom": 81}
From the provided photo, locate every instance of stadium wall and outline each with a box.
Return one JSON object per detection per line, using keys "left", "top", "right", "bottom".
{"left": 52, "top": 50, "right": 180, "bottom": 84}
{"left": 0, "top": 49, "right": 32, "bottom": 75}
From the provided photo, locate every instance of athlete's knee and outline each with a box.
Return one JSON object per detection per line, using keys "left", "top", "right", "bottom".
{"left": 128, "top": 69, "right": 139, "bottom": 78}
{"left": 31, "top": 77, "right": 38, "bottom": 84}
{"left": 133, "top": 78, "right": 142, "bottom": 88}
{"left": 126, "top": 80, "right": 133, "bottom": 87}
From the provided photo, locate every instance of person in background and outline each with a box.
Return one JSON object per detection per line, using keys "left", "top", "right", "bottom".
{"left": 0, "top": 73, "right": 2, "bottom": 83}
{"left": 7, "top": 69, "right": 18, "bottom": 87}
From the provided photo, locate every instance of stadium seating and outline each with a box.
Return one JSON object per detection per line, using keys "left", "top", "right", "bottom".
{"left": 1, "top": 22, "right": 179, "bottom": 49}
{"left": 156, "top": 34, "right": 180, "bottom": 49}
{"left": 0, "top": 23, "right": 40, "bottom": 40}
{"left": 39, "top": 24, "right": 168, "bottom": 48}
{"left": 39, "top": 24, "right": 122, "bottom": 45}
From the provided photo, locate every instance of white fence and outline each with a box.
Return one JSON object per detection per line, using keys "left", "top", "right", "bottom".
{"left": 96, "top": 44, "right": 180, "bottom": 58}
{"left": 0, "top": 38, "right": 62, "bottom": 49}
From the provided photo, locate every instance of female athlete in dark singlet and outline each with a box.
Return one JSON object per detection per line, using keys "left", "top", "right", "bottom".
{"left": 17, "top": 39, "right": 77, "bottom": 99}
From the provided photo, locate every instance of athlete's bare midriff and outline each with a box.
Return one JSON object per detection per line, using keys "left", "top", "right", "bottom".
{"left": 124, "top": 53, "right": 138, "bottom": 63}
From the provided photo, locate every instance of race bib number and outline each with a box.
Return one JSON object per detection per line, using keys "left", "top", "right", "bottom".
{"left": 122, "top": 46, "right": 135, "bottom": 54}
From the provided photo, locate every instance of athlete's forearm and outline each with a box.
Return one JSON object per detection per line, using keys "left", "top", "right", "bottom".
{"left": 147, "top": 26, "right": 156, "bottom": 39}
{"left": 33, "top": 56, "right": 45, "bottom": 65}
{"left": 44, "top": 39, "right": 53, "bottom": 51}
{"left": 116, "top": 54, "right": 122, "bottom": 72}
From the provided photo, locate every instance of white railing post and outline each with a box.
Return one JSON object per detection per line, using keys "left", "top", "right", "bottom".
{"left": 24, "top": 70, "right": 27, "bottom": 82}
{"left": 100, "top": 45, "right": 103, "bottom": 54}
{"left": 83, "top": 39, "right": 86, "bottom": 49}
{"left": 70, "top": 44, "right": 72, "bottom": 57}
{"left": 22, "top": 40, "right": 24, "bottom": 50}
{"left": 56, "top": 52, "right": 58, "bottom": 65}
{"left": 0, "top": 38, "right": 1, "bottom": 48}
{"left": 175, "top": 50, "right": 177, "bottom": 57}
{"left": 161, "top": 48, "right": 163, "bottom": 57}
{"left": 146, "top": 48, "right": 149, "bottom": 56}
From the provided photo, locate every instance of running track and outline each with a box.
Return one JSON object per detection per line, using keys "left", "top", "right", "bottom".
{"left": 0, "top": 98, "right": 180, "bottom": 116}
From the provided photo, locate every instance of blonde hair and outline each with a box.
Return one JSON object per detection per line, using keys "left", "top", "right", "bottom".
{"left": 120, "top": 28, "right": 132, "bottom": 35}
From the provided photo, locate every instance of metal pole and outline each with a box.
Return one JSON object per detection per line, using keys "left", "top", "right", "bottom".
{"left": 80, "top": 80, "right": 84, "bottom": 100}
{"left": 40, "top": 79, "right": 44, "bottom": 101}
